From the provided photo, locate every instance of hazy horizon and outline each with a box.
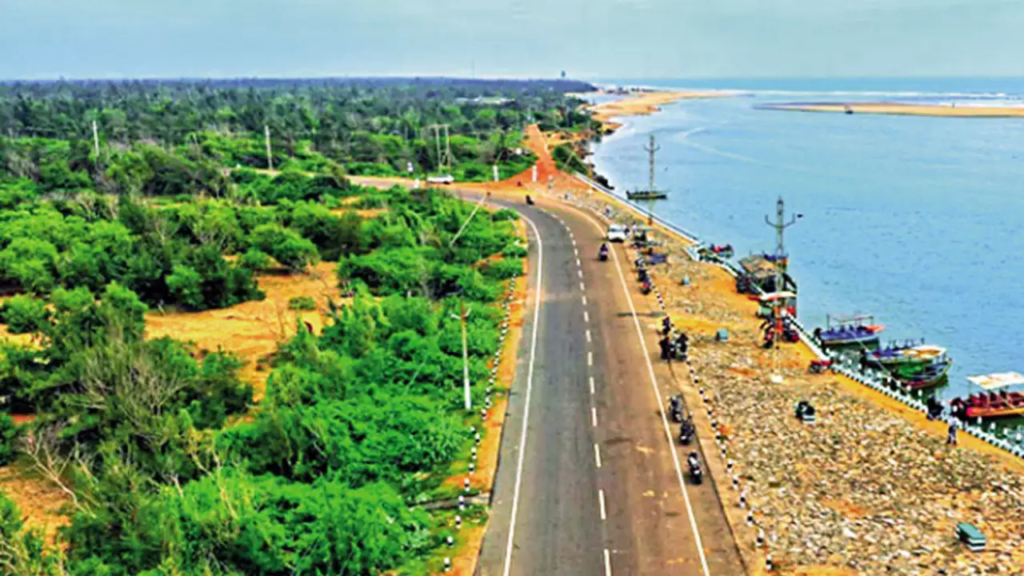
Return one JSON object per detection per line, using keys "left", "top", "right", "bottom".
{"left": 3, "top": 0, "right": 1023, "bottom": 81}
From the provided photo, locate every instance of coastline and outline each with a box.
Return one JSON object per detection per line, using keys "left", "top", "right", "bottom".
{"left": 528, "top": 102, "right": 1024, "bottom": 573}
{"left": 588, "top": 90, "right": 730, "bottom": 131}
{"left": 760, "top": 101, "right": 1024, "bottom": 118}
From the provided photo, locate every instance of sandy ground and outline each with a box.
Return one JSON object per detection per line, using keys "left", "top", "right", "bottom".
{"left": 763, "top": 102, "right": 1024, "bottom": 118}
{"left": 146, "top": 262, "right": 345, "bottom": 403}
{"left": 590, "top": 90, "right": 731, "bottom": 130}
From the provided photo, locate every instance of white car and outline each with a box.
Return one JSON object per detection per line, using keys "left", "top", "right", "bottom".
{"left": 607, "top": 224, "right": 628, "bottom": 242}
{"left": 426, "top": 174, "right": 454, "bottom": 185}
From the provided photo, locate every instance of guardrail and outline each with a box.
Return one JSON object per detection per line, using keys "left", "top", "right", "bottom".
{"left": 567, "top": 171, "right": 1024, "bottom": 458}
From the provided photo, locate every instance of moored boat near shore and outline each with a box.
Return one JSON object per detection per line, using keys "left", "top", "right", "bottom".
{"left": 952, "top": 391, "right": 1024, "bottom": 419}
{"left": 814, "top": 314, "right": 884, "bottom": 349}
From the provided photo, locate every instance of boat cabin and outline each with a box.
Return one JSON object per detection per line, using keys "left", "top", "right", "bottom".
{"left": 737, "top": 253, "right": 797, "bottom": 295}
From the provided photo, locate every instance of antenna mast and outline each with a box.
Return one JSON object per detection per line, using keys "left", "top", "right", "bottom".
{"left": 763, "top": 196, "right": 800, "bottom": 383}
{"left": 644, "top": 134, "right": 660, "bottom": 225}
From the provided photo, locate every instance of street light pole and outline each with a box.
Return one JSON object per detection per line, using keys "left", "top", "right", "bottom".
{"left": 452, "top": 302, "right": 473, "bottom": 411}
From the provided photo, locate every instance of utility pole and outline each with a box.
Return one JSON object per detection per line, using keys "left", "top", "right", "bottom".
{"left": 427, "top": 124, "right": 452, "bottom": 176}
{"left": 91, "top": 120, "right": 100, "bottom": 162}
{"left": 644, "top": 134, "right": 660, "bottom": 226}
{"left": 264, "top": 125, "right": 273, "bottom": 171}
{"left": 452, "top": 302, "right": 474, "bottom": 411}
{"left": 763, "top": 196, "right": 802, "bottom": 383}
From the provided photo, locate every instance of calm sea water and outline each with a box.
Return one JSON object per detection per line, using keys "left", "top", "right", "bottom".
{"left": 588, "top": 78, "right": 1024, "bottom": 401}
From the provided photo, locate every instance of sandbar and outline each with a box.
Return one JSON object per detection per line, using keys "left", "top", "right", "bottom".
{"left": 590, "top": 90, "right": 730, "bottom": 131}
{"left": 762, "top": 102, "right": 1024, "bottom": 118}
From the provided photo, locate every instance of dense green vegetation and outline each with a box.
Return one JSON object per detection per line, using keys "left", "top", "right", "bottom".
{"left": 0, "top": 77, "right": 554, "bottom": 574}
{"left": 0, "top": 186, "right": 523, "bottom": 574}
{"left": 0, "top": 78, "right": 598, "bottom": 185}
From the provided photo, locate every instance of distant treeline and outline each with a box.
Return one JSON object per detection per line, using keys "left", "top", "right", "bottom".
{"left": 0, "top": 77, "right": 599, "bottom": 182}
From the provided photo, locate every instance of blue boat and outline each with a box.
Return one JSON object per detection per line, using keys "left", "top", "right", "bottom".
{"left": 814, "top": 314, "right": 884, "bottom": 349}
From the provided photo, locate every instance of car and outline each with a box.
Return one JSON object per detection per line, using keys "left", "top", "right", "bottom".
{"left": 607, "top": 224, "right": 628, "bottom": 242}
{"left": 426, "top": 174, "right": 454, "bottom": 185}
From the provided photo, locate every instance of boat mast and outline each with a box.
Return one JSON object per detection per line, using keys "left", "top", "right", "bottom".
{"left": 644, "top": 134, "right": 659, "bottom": 226}
{"left": 764, "top": 196, "right": 801, "bottom": 383}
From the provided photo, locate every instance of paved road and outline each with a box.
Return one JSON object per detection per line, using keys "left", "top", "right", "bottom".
{"left": 478, "top": 195, "right": 744, "bottom": 576}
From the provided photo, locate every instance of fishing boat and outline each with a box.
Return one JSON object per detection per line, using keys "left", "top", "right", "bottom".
{"left": 952, "top": 391, "right": 1024, "bottom": 419}
{"left": 626, "top": 189, "right": 668, "bottom": 200}
{"left": 813, "top": 314, "right": 884, "bottom": 350}
{"left": 898, "top": 358, "right": 953, "bottom": 390}
{"left": 866, "top": 342, "right": 945, "bottom": 368}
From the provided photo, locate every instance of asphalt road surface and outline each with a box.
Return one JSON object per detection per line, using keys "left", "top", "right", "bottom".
{"left": 478, "top": 195, "right": 743, "bottom": 576}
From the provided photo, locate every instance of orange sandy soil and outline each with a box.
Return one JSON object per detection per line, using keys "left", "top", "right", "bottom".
{"left": 0, "top": 462, "right": 70, "bottom": 544}
{"left": 768, "top": 102, "right": 1024, "bottom": 118}
{"left": 589, "top": 90, "right": 731, "bottom": 131}
{"left": 146, "top": 261, "right": 345, "bottom": 403}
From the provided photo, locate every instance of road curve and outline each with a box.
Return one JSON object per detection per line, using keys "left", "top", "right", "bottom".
{"left": 477, "top": 193, "right": 743, "bottom": 576}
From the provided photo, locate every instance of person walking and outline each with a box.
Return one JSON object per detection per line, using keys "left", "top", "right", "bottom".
{"left": 947, "top": 420, "right": 958, "bottom": 446}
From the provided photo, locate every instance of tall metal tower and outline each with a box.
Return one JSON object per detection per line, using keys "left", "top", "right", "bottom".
{"left": 763, "top": 196, "right": 801, "bottom": 382}
{"left": 644, "top": 134, "right": 660, "bottom": 225}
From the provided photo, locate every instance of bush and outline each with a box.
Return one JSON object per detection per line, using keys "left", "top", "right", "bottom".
{"left": 288, "top": 296, "right": 317, "bottom": 311}
{"left": 492, "top": 208, "right": 519, "bottom": 222}
{"left": 502, "top": 244, "right": 527, "bottom": 258}
{"left": 0, "top": 295, "right": 50, "bottom": 334}
{"left": 0, "top": 413, "right": 20, "bottom": 466}
{"left": 481, "top": 258, "right": 523, "bottom": 281}
{"left": 166, "top": 265, "right": 205, "bottom": 310}
{"left": 237, "top": 249, "right": 273, "bottom": 272}
{"left": 250, "top": 224, "right": 320, "bottom": 271}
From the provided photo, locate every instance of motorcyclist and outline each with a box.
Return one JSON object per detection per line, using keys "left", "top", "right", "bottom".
{"left": 599, "top": 242, "right": 609, "bottom": 261}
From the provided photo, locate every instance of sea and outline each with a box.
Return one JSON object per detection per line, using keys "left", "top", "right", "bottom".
{"left": 586, "top": 78, "right": 1024, "bottom": 405}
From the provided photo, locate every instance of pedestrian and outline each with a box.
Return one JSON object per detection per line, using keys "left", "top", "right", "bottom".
{"left": 659, "top": 337, "right": 670, "bottom": 361}
{"left": 947, "top": 420, "right": 958, "bottom": 446}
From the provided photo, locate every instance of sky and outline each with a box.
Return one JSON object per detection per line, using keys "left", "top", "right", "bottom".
{"left": 2, "top": 0, "right": 1024, "bottom": 80}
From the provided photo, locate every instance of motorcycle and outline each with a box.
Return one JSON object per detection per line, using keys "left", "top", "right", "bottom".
{"left": 669, "top": 394, "right": 683, "bottom": 423}
{"left": 687, "top": 452, "right": 703, "bottom": 485}
{"left": 640, "top": 279, "right": 652, "bottom": 295}
{"left": 679, "top": 420, "right": 695, "bottom": 445}
{"left": 598, "top": 244, "right": 609, "bottom": 262}
{"left": 525, "top": 195, "right": 535, "bottom": 205}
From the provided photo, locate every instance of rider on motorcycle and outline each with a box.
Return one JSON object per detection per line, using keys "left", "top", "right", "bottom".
{"left": 599, "top": 242, "right": 609, "bottom": 261}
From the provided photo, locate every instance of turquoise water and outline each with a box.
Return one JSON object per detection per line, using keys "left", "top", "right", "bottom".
{"left": 588, "top": 79, "right": 1024, "bottom": 401}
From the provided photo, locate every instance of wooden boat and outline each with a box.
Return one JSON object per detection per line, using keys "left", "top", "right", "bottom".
{"left": 899, "top": 359, "right": 952, "bottom": 390}
{"left": 951, "top": 391, "right": 1024, "bottom": 419}
{"left": 626, "top": 190, "right": 667, "bottom": 200}
{"left": 814, "top": 315, "right": 884, "bottom": 349}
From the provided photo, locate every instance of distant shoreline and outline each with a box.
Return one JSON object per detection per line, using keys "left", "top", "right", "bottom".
{"left": 587, "top": 90, "right": 732, "bottom": 131}
{"left": 759, "top": 101, "right": 1024, "bottom": 118}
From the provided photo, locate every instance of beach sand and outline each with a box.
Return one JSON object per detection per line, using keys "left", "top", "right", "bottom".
{"left": 590, "top": 90, "right": 730, "bottom": 130}
{"left": 764, "top": 102, "right": 1024, "bottom": 118}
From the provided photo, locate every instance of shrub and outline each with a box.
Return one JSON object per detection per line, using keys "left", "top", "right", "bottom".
{"left": 0, "top": 295, "right": 50, "bottom": 334}
{"left": 492, "top": 208, "right": 519, "bottom": 222}
{"left": 481, "top": 258, "right": 523, "bottom": 281}
{"left": 288, "top": 296, "right": 317, "bottom": 311}
{"left": 502, "top": 244, "right": 527, "bottom": 258}
{"left": 237, "top": 249, "right": 273, "bottom": 272}
{"left": 250, "top": 224, "right": 320, "bottom": 271}
{"left": 0, "top": 413, "right": 20, "bottom": 466}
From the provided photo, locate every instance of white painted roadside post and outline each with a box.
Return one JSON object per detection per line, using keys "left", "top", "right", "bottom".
{"left": 532, "top": 164, "right": 537, "bottom": 183}
{"left": 493, "top": 164, "right": 499, "bottom": 182}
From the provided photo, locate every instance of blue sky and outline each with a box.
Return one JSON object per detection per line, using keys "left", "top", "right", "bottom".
{"left": 2, "top": 0, "right": 1023, "bottom": 80}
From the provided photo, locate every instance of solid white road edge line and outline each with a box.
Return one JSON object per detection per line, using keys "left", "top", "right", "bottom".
{"left": 576, "top": 209, "right": 713, "bottom": 576}
{"left": 501, "top": 212, "right": 545, "bottom": 576}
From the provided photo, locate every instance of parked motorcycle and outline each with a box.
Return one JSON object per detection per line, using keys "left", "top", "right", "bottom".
{"left": 669, "top": 394, "right": 684, "bottom": 422}
{"left": 687, "top": 452, "right": 703, "bottom": 485}
{"left": 679, "top": 420, "right": 695, "bottom": 445}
